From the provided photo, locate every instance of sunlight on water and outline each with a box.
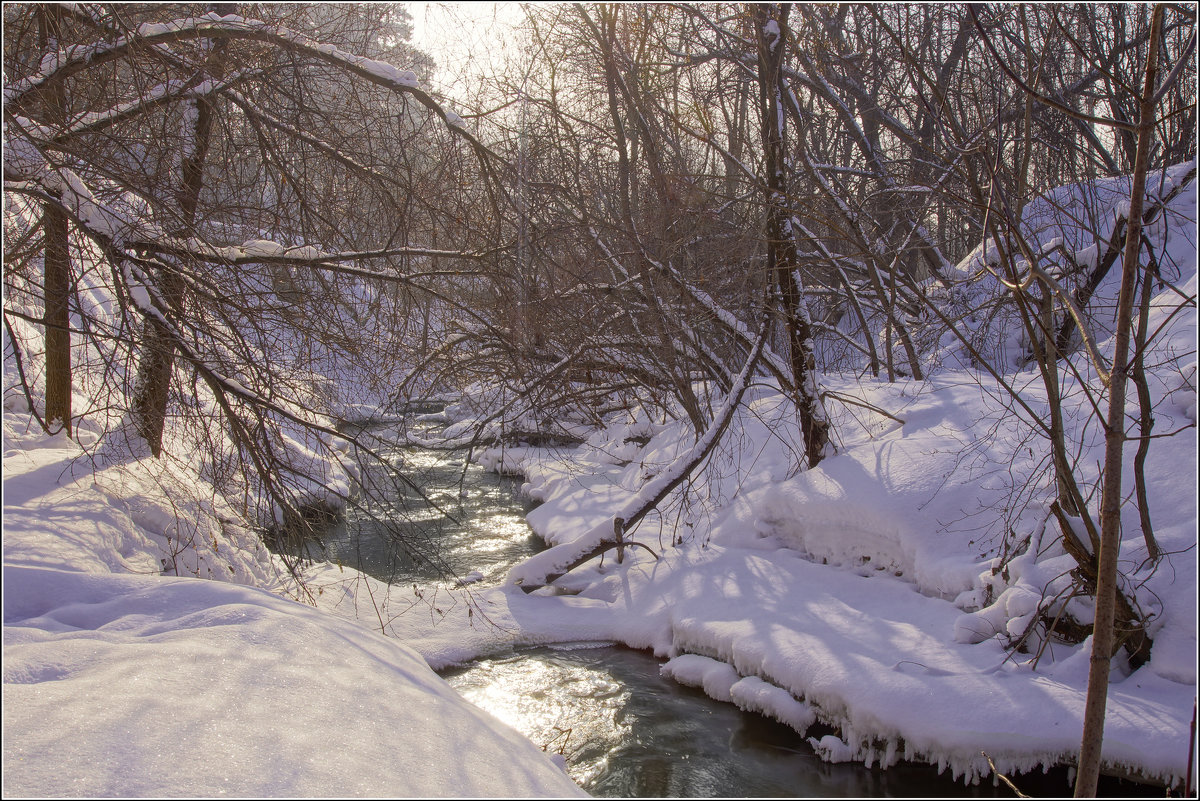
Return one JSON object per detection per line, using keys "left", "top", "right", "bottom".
{"left": 442, "top": 646, "right": 1131, "bottom": 799}
{"left": 396, "top": 448, "right": 451, "bottom": 471}
{"left": 309, "top": 419, "right": 540, "bottom": 585}
{"left": 446, "top": 649, "right": 631, "bottom": 787}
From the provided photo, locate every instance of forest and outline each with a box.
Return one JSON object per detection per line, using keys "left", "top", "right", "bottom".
{"left": 3, "top": 3, "right": 1197, "bottom": 798}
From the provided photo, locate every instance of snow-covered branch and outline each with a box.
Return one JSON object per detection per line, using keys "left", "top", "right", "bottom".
{"left": 510, "top": 303, "right": 773, "bottom": 591}
{"left": 7, "top": 12, "right": 491, "bottom": 157}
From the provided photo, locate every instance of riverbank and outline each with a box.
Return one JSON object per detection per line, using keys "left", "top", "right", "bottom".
{"left": 1, "top": 415, "right": 585, "bottom": 798}
{"left": 3, "top": 366, "right": 1193, "bottom": 797}
{"left": 5, "top": 159, "right": 1196, "bottom": 796}
{"left": 269, "top": 344, "right": 1196, "bottom": 793}
{"left": 462, "top": 372, "right": 1195, "bottom": 791}
{"left": 277, "top": 391, "right": 1194, "bottom": 794}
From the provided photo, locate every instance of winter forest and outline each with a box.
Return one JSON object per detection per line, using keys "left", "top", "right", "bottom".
{"left": 2, "top": 2, "right": 1197, "bottom": 798}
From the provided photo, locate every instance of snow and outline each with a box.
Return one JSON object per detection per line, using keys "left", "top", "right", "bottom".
{"left": 464, "top": 166, "right": 1195, "bottom": 789}
{"left": 3, "top": 134, "right": 1195, "bottom": 800}
{"left": 662, "top": 654, "right": 819, "bottom": 733}
{"left": 3, "top": 566, "right": 580, "bottom": 798}
{"left": 1073, "top": 242, "right": 1100, "bottom": 271}
{"left": 1, "top": 426, "right": 585, "bottom": 797}
{"left": 810, "top": 734, "right": 857, "bottom": 763}
{"left": 469, "top": 369, "right": 1195, "bottom": 785}
{"left": 240, "top": 238, "right": 287, "bottom": 257}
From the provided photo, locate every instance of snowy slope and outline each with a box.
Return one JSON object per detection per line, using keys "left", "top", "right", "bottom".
{"left": 2, "top": 423, "right": 584, "bottom": 797}
{"left": 479, "top": 373, "right": 1195, "bottom": 787}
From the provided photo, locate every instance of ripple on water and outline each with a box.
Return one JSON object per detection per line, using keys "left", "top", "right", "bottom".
{"left": 442, "top": 645, "right": 1154, "bottom": 799}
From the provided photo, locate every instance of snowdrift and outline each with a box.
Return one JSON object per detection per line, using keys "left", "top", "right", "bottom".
{"left": 2, "top": 422, "right": 584, "bottom": 797}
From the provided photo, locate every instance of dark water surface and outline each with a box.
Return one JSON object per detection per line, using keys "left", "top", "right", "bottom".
{"left": 314, "top": 421, "right": 1161, "bottom": 798}
{"left": 441, "top": 644, "right": 1157, "bottom": 798}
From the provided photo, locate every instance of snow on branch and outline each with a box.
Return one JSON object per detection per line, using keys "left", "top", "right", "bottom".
{"left": 510, "top": 303, "right": 773, "bottom": 592}
{"left": 142, "top": 239, "right": 494, "bottom": 267}
{"left": 6, "top": 12, "right": 488, "bottom": 156}
{"left": 4, "top": 147, "right": 490, "bottom": 329}
{"left": 3, "top": 125, "right": 156, "bottom": 246}
{"left": 46, "top": 73, "right": 255, "bottom": 144}
{"left": 3, "top": 134, "right": 489, "bottom": 278}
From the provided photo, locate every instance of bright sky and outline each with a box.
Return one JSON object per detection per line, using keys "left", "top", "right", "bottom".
{"left": 406, "top": 2, "right": 525, "bottom": 103}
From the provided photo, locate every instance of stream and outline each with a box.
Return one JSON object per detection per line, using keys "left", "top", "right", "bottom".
{"left": 303, "top": 420, "right": 1157, "bottom": 798}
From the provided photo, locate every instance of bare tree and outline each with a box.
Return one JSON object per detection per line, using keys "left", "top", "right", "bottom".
{"left": 1076, "top": 5, "right": 1165, "bottom": 796}
{"left": 3, "top": 3, "right": 499, "bottom": 580}
{"left": 754, "top": 3, "right": 831, "bottom": 466}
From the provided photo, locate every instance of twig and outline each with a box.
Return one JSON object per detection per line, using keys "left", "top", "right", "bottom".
{"left": 821, "top": 389, "right": 907, "bottom": 425}
{"left": 982, "top": 751, "right": 1029, "bottom": 798}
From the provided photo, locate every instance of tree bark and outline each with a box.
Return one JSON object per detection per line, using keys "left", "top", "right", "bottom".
{"left": 755, "top": 2, "right": 830, "bottom": 468}
{"left": 132, "top": 5, "right": 234, "bottom": 456}
{"left": 1075, "top": 5, "right": 1163, "bottom": 796}
{"left": 40, "top": 5, "right": 72, "bottom": 437}
{"left": 1130, "top": 237, "right": 1161, "bottom": 561}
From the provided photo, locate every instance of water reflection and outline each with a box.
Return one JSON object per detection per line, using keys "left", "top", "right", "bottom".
{"left": 304, "top": 422, "right": 543, "bottom": 585}
{"left": 443, "top": 645, "right": 1159, "bottom": 798}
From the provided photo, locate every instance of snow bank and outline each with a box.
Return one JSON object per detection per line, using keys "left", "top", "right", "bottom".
{"left": 496, "top": 414, "right": 1195, "bottom": 784}
{"left": 2, "top": 427, "right": 583, "bottom": 797}
{"left": 662, "top": 653, "right": 818, "bottom": 734}
{"left": 931, "top": 161, "right": 1197, "bottom": 372}
{"left": 3, "top": 565, "right": 583, "bottom": 798}
{"left": 475, "top": 167, "right": 1197, "bottom": 789}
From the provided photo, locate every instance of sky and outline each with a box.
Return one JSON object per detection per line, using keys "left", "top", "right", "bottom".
{"left": 406, "top": 2, "right": 525, "bottom": 103}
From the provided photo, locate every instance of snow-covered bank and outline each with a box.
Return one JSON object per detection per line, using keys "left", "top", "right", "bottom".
{"left": 441, "top": 165, "right": 1197, "bottom": 790}
{"left": 467, "top": 371, "right": 1196, "bottom": 789}
{"left": 3, "top": 137, "right": 1195, "bottom": 797}
{"left": 287, "top": 366, "right": 1196, "bottom": 790}
{"left": 1, "top": 421, "right": 585, "bottom": 798}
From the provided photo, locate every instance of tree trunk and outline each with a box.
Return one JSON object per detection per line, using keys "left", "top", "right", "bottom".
{"left": 40, "top": 6, "right": 72, "bottom": 437}
{"left": 1130, "top": 239, "right": 1160, "bottom": 561}
{"left": 132, "top": 6, "right": 233, "bottom": 456}
{"left": 755, "top": 2, "right": 830, "bottom": 469}
{"left": 1074, "top": 5, "right": 1163, "bottom": 796}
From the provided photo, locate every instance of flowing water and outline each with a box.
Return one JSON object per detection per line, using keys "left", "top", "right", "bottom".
{"left": 305, "top": 420, "right": 1158, "bottom": 798}
{"left": 442, "top": 643, "right": 1042, "bottom": 798}
{"left": 304, "top": 420, "right": 542, "bottom": 585}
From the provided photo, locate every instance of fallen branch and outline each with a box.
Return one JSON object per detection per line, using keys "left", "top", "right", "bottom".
{"left": 982, "top": 751, "right": 1029, "bottom": 798}
{"left": 511, "top": 302, "right": 772, "bottom": 592}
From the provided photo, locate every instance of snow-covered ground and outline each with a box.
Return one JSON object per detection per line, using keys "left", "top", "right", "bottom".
{"left": 4, "top": 165, "right": 1196, "bottom": 795}
{"left": 433, "top": 164, "right": 1197, "bottom": 789}
{"left": 1, "top": 420, "right": 585, "bottom": 797}
{"left": 476, "top": 371, "right": 1196, "bottom": 787}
